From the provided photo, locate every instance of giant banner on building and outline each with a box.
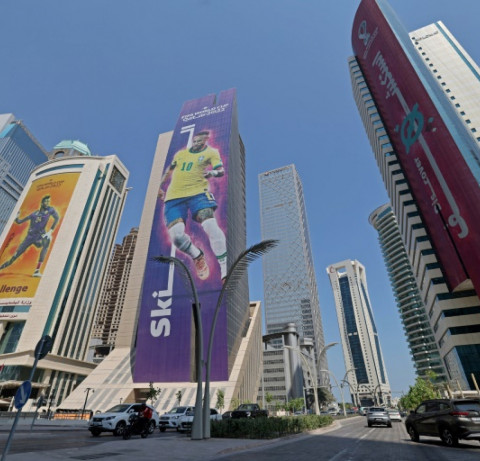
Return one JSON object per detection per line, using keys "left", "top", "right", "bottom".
{"left": 134, "top": 90, "right": 236, "bottom": 382}
{"left": 352, "top": 0, "right": 480, "bottom": 293}
{"left": 0, "top": 172, "right": 80, "bottom": 303}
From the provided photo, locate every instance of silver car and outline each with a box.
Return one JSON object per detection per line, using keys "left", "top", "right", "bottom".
{"left": 367, "top": 407, "right": 392, "bottom": 427}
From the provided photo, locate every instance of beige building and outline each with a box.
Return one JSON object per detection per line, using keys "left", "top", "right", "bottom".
{"left": 89, "top": 227, "right": 138, "bottom": 363}
{"left": 0, "top": 140, "right": 129, "bottom": 408}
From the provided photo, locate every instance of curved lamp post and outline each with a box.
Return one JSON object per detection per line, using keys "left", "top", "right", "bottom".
{"left": 152, "top": 255, "right": 204, "bottom": 441}
{"left": 317, "top": 342, "right": 338, "bottom": 387}
{"left": 203, "top": 239, "right": 278, "bottom": 439}
{"left": 320, "top": 369, "right": 347, "bottom": 417}
{"left": 284, "top": 345, "right": 320, "bottom": 415}
{"left": 340, "top": 368, "right": 357, "bottom": 407}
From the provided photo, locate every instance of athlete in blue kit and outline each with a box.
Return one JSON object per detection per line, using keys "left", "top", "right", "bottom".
{"left": 0, "top": 195, "right": 59, "bottom": 277}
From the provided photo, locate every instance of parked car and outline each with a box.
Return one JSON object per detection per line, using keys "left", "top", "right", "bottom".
{"left": 231, "top": 404, "right": 268, "bottom": 419}
{"left": 367, "top": 407, "right": 391, "bottom": 427}
{"left": 88, "top": 403, "right": 159, "bottom": 436}
{"left": 222, "top": 411, "right": 232, "bottom": 420}
{"left": 405, "top": 398, "right": 480, "bottom": 447}
{"left": 387, "top": 409, "right": 402, "bottom": 422}
{"left": 159, "top": 406, "right": 194, "bottom": 432}
{"left": 178, "top": 408, "right": 222, "bottom": 432}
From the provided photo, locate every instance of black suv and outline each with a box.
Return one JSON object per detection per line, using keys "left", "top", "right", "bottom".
{"left": 405, "top": 398, "right": 480, "bottom": 447}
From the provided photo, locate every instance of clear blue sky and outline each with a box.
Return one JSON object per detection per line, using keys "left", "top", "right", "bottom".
{"left": 1, "top": 0, "right": 478, "bottom": 399}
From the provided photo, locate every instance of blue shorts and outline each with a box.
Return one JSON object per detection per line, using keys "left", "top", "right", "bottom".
{"left": 164, "top": 192, "right": 217, "bottom": 226}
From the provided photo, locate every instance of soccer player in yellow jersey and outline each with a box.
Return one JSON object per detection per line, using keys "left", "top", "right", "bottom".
{"left": 158, "top": 131, "right": 227, "bottom": 282}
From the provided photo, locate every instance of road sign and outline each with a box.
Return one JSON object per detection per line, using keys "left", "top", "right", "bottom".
{"left": 34, "top": 335, "right": 53, "bottom": 360}
{"left": 14, "top": 381, "right": 32, "bottom": 410}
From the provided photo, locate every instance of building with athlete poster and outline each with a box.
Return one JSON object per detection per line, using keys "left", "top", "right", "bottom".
{"left": 60, "top": 89, "right": 261, "bottom": 414}
{"left": 0, "top": 140, "right": 129, "bottom": 406}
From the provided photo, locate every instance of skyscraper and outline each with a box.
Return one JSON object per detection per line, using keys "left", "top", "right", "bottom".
{"left": 60, "top": 90, "right": 263, "bottom": 413}
{"left": 90, "top": 227, "right": 138, "bottom": 362}
{"left": 327, "top": 260, "right": 392, "bottom": 407}
{"left": 0, "top": 140, "right": 129, "bottom": 406}
{"left": 0, "top": 115, "right": 48, "bottom": 233}
{"left": 259, "top": 165, "right": 327, "bottom": 382}
{"left": 369, "top": 204, "right": 447, "bottom": 380}
{"left": 349, "top": 0, "right": 480, "bottom": 388}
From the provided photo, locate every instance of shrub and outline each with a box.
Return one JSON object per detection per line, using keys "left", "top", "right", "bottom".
{"left": 211, "top": 414, "right": 333, "bottom": 439}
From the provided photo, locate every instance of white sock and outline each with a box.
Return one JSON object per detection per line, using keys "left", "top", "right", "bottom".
{"left": 201, "top": 218, "right": 227, "bottom": 278}
{"left": 168, "top": 221, "right": 201, "bottom": 259}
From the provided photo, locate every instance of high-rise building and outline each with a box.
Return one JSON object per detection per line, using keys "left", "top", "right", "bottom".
{"left": 259, "top": 165, "right": 328, "bottom": 383}
{"left": 90, "top": 227, "right": 138, "bottom": 362}
{"left": 349, "top": 0, "right": 480, "bottom": 388}
{"left": 327, "top": 260, "right": 392, "bottom": 407}
{"left": 0, "top": 140, "right": 129, "bottom": 406}
{"left": 369, "top": 204, "right": 447, "bottom": 380}
{"left": 60, "top": 90, "right": 263, "bottom": 413}
{"left": 0, "top": 114, "right": 48, "bottom": 233}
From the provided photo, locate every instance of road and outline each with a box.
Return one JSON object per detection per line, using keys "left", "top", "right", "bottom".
{"left": 216, "top": 417, "right": 480, "bottom": 461}
{"left": 0, "top": 417, "right": 479, "bottom": 460}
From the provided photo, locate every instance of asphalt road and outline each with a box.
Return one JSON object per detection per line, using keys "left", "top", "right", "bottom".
{"left": 0, "top": 417, "right": 479, "bottom": 460}
{"left": 216, "top": 417, "right": 480, "bottom": 461}
{"left": 0, "top": 424, "right": 174, "bottom": 455}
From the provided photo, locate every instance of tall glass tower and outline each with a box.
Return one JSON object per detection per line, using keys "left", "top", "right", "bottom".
{"left": 327, "top": 260, "right": 392, "bottom": 406}
{"left": 259, "top": 165, "right": 328, "bottom": 382}
{"left": 0, "top": 115, "right": 48, "bottom": 233}
{"left": 369, "top": 204, "right": 447, "bottom": 381}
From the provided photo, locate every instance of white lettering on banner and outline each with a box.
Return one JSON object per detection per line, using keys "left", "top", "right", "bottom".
{"left": 372, "top": 50, "right": 398, "bottom": 99}
{"left": 181, "top": 103, "right": 230, "bottom": 122}
{"left": 363, "top": 27, "right": 378, "bottom": 59}
{"left": 414, "top": 157, "right": 441, "bottom": 211}
{"left": 150, "top": 245, "right": 176, "bottom": 338}
{"left": 368, "top": 46, "right": 468, "bottom": 239}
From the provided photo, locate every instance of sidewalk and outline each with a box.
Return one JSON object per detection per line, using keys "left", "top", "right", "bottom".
{"left": 0, "top": 418, "right": 341, "bottom": 460}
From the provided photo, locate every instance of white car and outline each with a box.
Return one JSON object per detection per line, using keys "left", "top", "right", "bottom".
{"left": 159, "top": 406, "right": 194, "bottom": 432}
{"left": 88, "top": 403, "right": 159, "bottom": 437}
{"left": 178, "top": 408, "right": 222, "bottom": 432}
{"left": 387, "top": 409, "right": 402, "bottom": 422}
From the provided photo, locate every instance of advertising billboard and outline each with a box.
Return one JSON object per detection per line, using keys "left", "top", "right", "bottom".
{"left": 134, "top": 89, "right": 236, "bottom": 382}
{"left": 0, "top": 172, "right": 80, "bottom": 303}
{"left": 352, "top": 0, "right": 480, "bottom": 293}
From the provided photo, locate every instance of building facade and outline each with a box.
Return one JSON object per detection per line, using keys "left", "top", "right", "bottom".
{"left": 90, "top": 227, "right": 138, "bottom": 362}
{"left": 369, "top": 204, "right": 447, "bottom": 380}
{"left": 0, "top": 115, "right": 48, "bottom": 234}
{"left": 0, "top": 140, "right": 129, "bottom": 406}
{"left": 349, "top": 0, "right": 480, "bottom": 389}
{"left": 327, "top": 260, "right": 392, "bottom": 407}
{"left": 259, "top": 165, "right": 328, "bottom": 383}
{"left": 60, "top": 90, "right": 262, "bottom": 414}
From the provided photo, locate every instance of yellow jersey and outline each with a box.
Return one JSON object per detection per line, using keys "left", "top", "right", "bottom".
{"left": 164, "top": 146, "right": 223, "bottom": 201}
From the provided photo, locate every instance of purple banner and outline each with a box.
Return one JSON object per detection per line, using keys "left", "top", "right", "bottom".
{"left": 352, "top": 0, "right": 480, "bottom": 293}
{"left": 134, "top": 90, "right": 236, "bottom": 382}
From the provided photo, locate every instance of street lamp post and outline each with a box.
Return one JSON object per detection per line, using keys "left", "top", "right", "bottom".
{"left": 203, "top": 240, "right": 278, "bottom": 439}
{"left": 340, "top": 368, "right": 356, "bottom": 407}
{"left": 284, "top": 345, "right": 320, "bottom": 415}
{"left": 317, "top": 342, "right": 338, "bottom": 387}
{"left": 81, "top": 388, "right": 94, "bottom": 420}
{"left": 153, "top": 255, "right": 204, "bottom": 441}
{"left": 320, "top": 369, "right": 346, "bottom": 417}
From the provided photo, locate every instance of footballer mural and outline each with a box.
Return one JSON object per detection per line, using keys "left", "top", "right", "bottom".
{"left": 0, "top": 172, "right": 80, "bottom": 301}
{"left": 134, "top": 90, "right": 236, "bottom": 383}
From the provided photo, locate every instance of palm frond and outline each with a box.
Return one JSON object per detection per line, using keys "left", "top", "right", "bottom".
{"left": 223, "top": 239, "right": 279, "bottom": 292}
{"left": 151, "top": 255, "right": 195, "bottom": 302}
